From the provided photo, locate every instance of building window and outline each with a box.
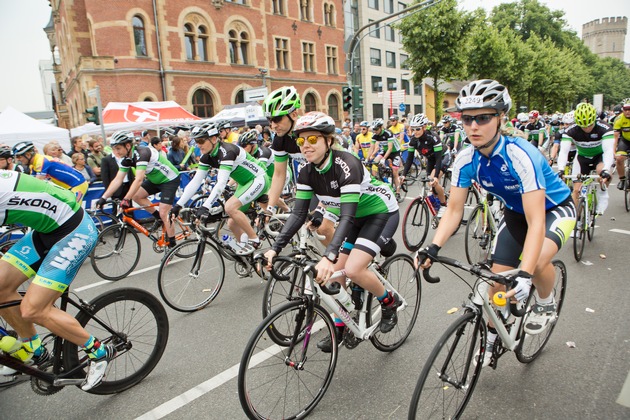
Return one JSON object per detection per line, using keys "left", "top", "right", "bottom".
{"left": 302, "top": 42, "right": 315, "bottom": 72}
{"left": 414, "top": 83, "right": 422, "bottom": 96}
{"left": 368, "top": 20, "right": 380, "bottom": 38}
{"left": 272, "top": 0, "right": 285, "bottom": 15}
{"left": 401, "top": 79, "right": 410, "bottom": 95}
{"left": 193, "top": 89, "right": 214, "bottom": 118}
{"left": 275, "top": 37, "right": 289, "bottom": 70}
{"left": 324, "top": 3, "right": 335, "bottom": 27}
{"left": 373, "top": 103, "right": 384, "bottom": 119}
{"left": 236, "top": 90, "right": 245, "bottom": 104}
{"left": 132, "top": 16, "right": 147, "bottom": 56}
{"left": 400, "top": 54, "right": 409, "bottom": 70}
{"left": 326, "top": 46, "right": 338, "bottom": 75}
{"left": 304, "top": 92, "right": 317, "bottom": 112}
{"left": 328, "top": 94, "right": 340, "bottom": 121}
{"left": 398, "top": 2, "right": 407, "bottom": 12}
{"left": 385, "top": 25, "right": 395, "bottom": 41}
{"left": 386, "top": 51, "right": 396, "bottom": 68}
{"left": 370, "top": 48, "right": 381, "bottom": 66}
{"left": 387, "top": 77, "right": 397, "bottom": 90}
{"left": 414, "top": 104, "right": 423, "bottom": 114}
{"left": 372, "top": 76, "right": 383, "bottom": 93}
{"left": 184, "top": 21, "right": 209, "bottom": 61}
{"left": 368, "top": 0, "right": 379, "bottom": 10}
{"left": 229, "top": 29, "right": 249, "bottom": 65}
{"left": 226, "top": 0, "right": 246, "bottom": 4}
{"left": 384, "top": 0, "right": 394, "bottom": 14}
{"left": 300, "top": 0, "right": 312, "bottom": 21}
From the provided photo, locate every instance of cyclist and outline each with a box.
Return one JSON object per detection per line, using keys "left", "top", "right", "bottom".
{"left": 439, "top": 115, "right": 462, "bottom": 154}
{"left": 0, "top": 170, "right": 114, "bottom": 390}
{"left": 263, "top": 85, "right": 334, "bottom": 245}
{"left": 0, "top": 145, "right": 26, "bottom": 172}
{"left": 263, "top": 112, "right": 401, "bottom": 343}
{"left": 13, "top": 141, "right": 88, "bottom": 203}
{"left": 218, "top": 120, "right": 239, "bottom": 144}
{"left": 416, "top": 79, "right": 575, "bottom": 367}
{"left": 613, "top": 98, "right": 630, "bottom": 190}
{"left": 557, "top": 103, "right": 614, "bottom": 214}
{"left": 170, "top": 123, "right": 270, "bottom": 254}
{"left": 549, "top": 111, "right": 576, "bottom": 166}
{"left": 352, "top": 121, "right": 373, "bottom": 161}
{"left": 238, "top": 130, "right": 274, "bottom": 179}
{"left": 402, "top": 113, "right": 447, "bottom": 214}
{"left": 368, "top": 118, "right": 403, "bottom": 198}
{"left": 96, "top": 130, "right": 181, "bottom": 249}
{"left": 523, "top": 110, "right": 547, "bottom": 149}
{"left": 388, "top": 114, "right": 406, "bottom": 145}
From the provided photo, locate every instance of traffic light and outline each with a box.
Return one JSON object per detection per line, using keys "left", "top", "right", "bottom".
{"left": 352, "top": 86, "right": 364, "bottom": 110}
{"left": 85, "top": 106, "right": 99, "bottom": 124}
{"left": 342, "top": 87, "right": 352, "bottom": 111}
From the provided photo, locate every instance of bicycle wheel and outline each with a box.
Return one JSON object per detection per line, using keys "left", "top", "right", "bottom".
{"left": 587, "top": 191, "right": 596, "bottom": 242}
{"left": 464, "top": 205, "right": 494, "bottom": 265}
{"left": 626, "top": 188, "right": 630, "bottom": 212}
{"left": 515, "top": 260, "right": 567, "bottom": 363}
{"left": 370, "top": 254, "right": 421, "bottom": 352}
{"left": 573, "top": 198, "right": 586, "bottom": 262}
{"left": 158, "top": 239, "right": 225, "bottom": 312}
{"left": 408, "top": 311, "right": 485, "bottom": 420}
{"left": 396, "top": 182, "right": 407, "bottom": 203}
{"left": 238, "top": 300, "right": 338, "bottom": 420}
{"left": 261, "top": 255, "right": 307, "bottom": 319}
{"left": 405, "top": 162, "right": 419, "bottom": 185}
{"left": 64, "top": 287, "right": 169, "bottom": 395}
{"left": 90, "top": 224, "right": 141, "bottom": 281}
{"left": 89, "top": 211, "right": 118, "bottom": 232}
{"left": 626, "top": 164, "right": 630, "bottom": 212}
{"left": 402, "top": 197, "right": 430, "bottom": 252}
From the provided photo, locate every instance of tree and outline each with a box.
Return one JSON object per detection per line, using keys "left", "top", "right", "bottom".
{"left": 591, "top": 58, "right": 630, "bottom": 108}
{"left": 396, "top": 0, "right": 473, "bottom": 120}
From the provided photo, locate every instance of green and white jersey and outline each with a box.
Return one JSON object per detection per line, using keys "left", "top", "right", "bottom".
{"left": 562, "top": 122, "right": 615, "bottom": 158}
{"left": 120, "top": 146, "right": 179, "bottom": 184}
{"left": 0, "top": 170, "right": 80, "bottom": 233}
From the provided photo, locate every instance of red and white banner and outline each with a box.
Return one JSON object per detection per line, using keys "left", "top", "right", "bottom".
{"left": 102, "top": 101, "right": 200, "bottom": 124}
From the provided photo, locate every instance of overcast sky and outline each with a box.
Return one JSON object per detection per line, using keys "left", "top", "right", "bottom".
{"left": 0, "top": 0, "right": 628, "bottom": 113}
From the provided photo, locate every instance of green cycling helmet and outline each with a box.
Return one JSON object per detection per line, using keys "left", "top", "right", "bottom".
{"left": 574, "top": 103, "right": 597, "bottom": 128}
{"left": 262, "top": 86, "right": 301, "bottom": 119}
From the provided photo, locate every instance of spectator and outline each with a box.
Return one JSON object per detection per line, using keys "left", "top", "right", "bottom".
{"left": 72, "top": 152, "right": 96, "bottom": 184}
{"left": 351, "top": 122, "right": 361, "bottom": 143}
{"left": 140, "top": 130, "right": 151, "bottom": 147}
{"left": 261, "top": 127, "right": 273, "bottom": 147}
{"left": 44, "top": 141, "right": 73, "bottom": 165}
{"left": 167, "top": 135, "right": 194, "bottom": 171}
{"left": 87, "top": 138, "right": 106, "bottom": 181}
{"left": 150, "top": 136, "right": 167, "bottom": 154}
{"left": 67, "top": 136, "right": 89, "bottom": 159}
{"left": 100, "top": 152, "right": 134, "bottom": 213}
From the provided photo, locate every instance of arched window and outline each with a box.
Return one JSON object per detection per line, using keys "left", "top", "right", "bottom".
{"left": 235, "top": 90, "right": 245, "bottom": 104}
{"left": 193, "top": 89, "right": 214, "bottom": 118}
{"left": 229, "top": 28, "right": 250, "bottom": 65}
{"left": 327, "top": 94, "right": 340, "bottom": 121}
{"left": 143, "top": 97, "right": 154, "bottom": 102}
{"left": 133, "top": 15, "right": 147, "bottom": 56}
{"left": 304, "top": 92, "right": 316, "bottom": 113}
{"left": 324, "top": 3, "right": 335, "bottom": 27}
{"left": 300, "top": 0, "right": 312, "bottom": 21}
{"left": 184, "top": 20, "right": 209, "bottom": 61}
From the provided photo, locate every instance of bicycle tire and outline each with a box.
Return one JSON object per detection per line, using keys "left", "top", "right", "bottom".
{"left": 158, "top": 239, "right": 225, "bottom": 312}
{"left": 89, "top": 211, "right": 118, "bottom": 232}
{"left": 0, "top": 225, "right": 28, "bottom": 243}
{"left": 0, "top": 239, "right": 18, "bottom": 255}
{"left": 402, "top": 197, "right": 430, "bottom": 252}
{"left": 261, "top": 254, "right": 307, "bottom": 319}
{"left": 405, "top": 162, "right": 419, "bottom": 185}
{"left": 64, "top": 287, "right": 169, "bottom": 395}
{"left": 90, "top": 224, "right": 141, "bottom": 281}
{"left": 464, "top": 204, "right": 494, "bottom": 265}
{"left": 408, "top": 310, "right": 485, "bottom": 420}
{"left": 515, "top": 260, "right": 567, "bottom": 363}
{"left": 238, "top": 300, "right": 338, "bottom": 420}
{"left": 370, "top": 254, "right": 421, "bottom": 352}
{"left": 573, "top": 198, "right": 586, "bottom": 262}
{"left": 587, "top": 191, "right": 596, "bottom": 242}
{"left": 626, "top": 164, "right": 630, "bottom": 212}
{"left": 626, "top": 188, "right": 630, "bottom": 212}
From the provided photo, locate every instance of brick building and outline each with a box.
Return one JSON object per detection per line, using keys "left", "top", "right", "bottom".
{"left": 46, "top": 0, "right": 347, "bottom": 129}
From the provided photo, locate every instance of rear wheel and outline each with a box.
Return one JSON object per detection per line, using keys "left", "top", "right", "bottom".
{"left": 587, "top": 191, "right": 596, "bottom": 241}
{"left": 90, "top": 225, "right": 141, "bottom": 281}
{"left": 573, "top": 198, "right": 586, "bottom": 262}
{"left": 402, "top": 197, "right": 430, "bottom": 252}
{"left": 464, "top": 205, "right": 494, "bottom": 265}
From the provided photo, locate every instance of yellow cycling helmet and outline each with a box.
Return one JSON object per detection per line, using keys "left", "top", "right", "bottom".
{"left": 574, "top": 103, "right": 597, "bottom": 128}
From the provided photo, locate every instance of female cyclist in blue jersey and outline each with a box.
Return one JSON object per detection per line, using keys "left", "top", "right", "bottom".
{"left": 417, "top": 79, "right": 576, "bottom": 367}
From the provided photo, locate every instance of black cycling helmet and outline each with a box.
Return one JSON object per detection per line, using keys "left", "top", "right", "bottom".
{"left": 12, "top": 141, "right": 35, "bottom": 156}
{"left": 456, "top": 79, "right": 512, "bottom": 113}
{"left": 0, "top": 145, "right": 13, "bottom": 159}
{"left": 238, "top": 130, "right": 259, "bottom": 147}
{"left": 110, "top": 131, "right": 135, "bottom": 146}
{"left": 190, "top": 122, "right": 219, "bottom": 139}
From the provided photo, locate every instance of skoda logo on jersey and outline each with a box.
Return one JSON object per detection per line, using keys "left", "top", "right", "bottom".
{"left": 334, "top": 157, "right": 352, "bottom": 180}
{"left": 330, "top": 180, "right": 339, "bottom": 189}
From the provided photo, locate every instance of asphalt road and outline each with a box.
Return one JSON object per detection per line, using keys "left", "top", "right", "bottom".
{"left": 1, "top": 182, "right": 630, "bottom": 420}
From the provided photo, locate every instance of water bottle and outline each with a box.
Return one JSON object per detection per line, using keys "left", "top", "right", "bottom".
{"left": 333, "top": 285, "right": 355, "bottom": 312}
{"left": 221, "top": 234, "right": 241, "bottom": 252}
{"left": 429, "top": 195, "right": 441, "bottom": 213}
{"left": 0, "top": 336, "right": 32, "bottom": 362}
{"left": 351, "top": 284, "right": 364, "bottom": 310}
{"left": 596, "top": 187, "right": 609, "bottom": 214}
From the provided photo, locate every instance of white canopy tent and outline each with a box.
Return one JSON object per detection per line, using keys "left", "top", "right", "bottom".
{"left": 0, "top": 106, "right": 71, "bottom": 151}
{"left": 209, "top": 102, "right": 267, "bottom": 127}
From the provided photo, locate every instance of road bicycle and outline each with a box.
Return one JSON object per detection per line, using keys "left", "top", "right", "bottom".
{"left": 566, "top": 174, "right": 601, "bottom": 262}
{"left": 85, "top": 208, "right": 118, "bottom": 232}
{"left": 0, "top": 287, "right": 169, "bottom": 394}
{"left": 408, "top": 256, "right": 567, "bottom": 419}
{"left": 402, "top": 177, "right": 480, "bottom": 252}
{"left": 622, "top": 156, "right": 630, "bottom": 212}
{"left": 376, "top": 161, "right": 407, "bottom": 203}
{"left": 464, "top": 192, "right": 503, "bottom": 264}
{"left": 238, "top": 254, "right": 421, "bottom": 419}
{"left": 89, "top": 200, "right": 193, "bottom": 281}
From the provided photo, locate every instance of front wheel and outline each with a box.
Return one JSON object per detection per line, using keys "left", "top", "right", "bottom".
{"left": 370, "top": 254, "right": 421, "bottom": 352}
{"left": 402, "top": 197, "right": 430, "bottom": 252}
{"left": 515, "top": 260, "right": 567, "bottom": 363}
{"left": 238, "top": 300, "right": 338, "bottom": 420}
{"left": 158, "top": 239, "right": 225, "bottom": 312}
{"left": 90, "top": 225, "right": 141, "bottom": 281}
{"left": 587, "top": 191, "right": 596, "bottom": 241}
{"left": 408, "top": 311, "right": 485, "bottom": 419}
{"left": 573, "top": 198, "right": 587, "bottom": 262}
{"left": 64, "top": 288, "right": 169, "bottom": 394}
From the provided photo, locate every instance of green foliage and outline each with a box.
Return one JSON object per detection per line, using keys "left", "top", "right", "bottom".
{"left": 591, "top": 58, "right": 630, "bottom": 107}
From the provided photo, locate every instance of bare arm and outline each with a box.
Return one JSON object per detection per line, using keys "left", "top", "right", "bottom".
{"left": 519, "top": 189, "right": 546, "bottom": 275}
{"left": 430, "top": 186, "right": 468, "bottom": 247}
{"left": 102, "top": 170, "right": 127, "bottom": 199}
{"left": 123, "top": 169, "right": 146, "bottom": 200}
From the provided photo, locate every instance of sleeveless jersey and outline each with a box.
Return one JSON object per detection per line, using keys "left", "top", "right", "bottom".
{"left": 120, "top": 146, "right": 179, "bottom": 184}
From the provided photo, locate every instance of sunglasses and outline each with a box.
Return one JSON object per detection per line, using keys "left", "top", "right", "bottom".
{"left": 412, "top": 127, "right": 425, "bottom": 131}
{"left": 269, "top": 116, "right": 284, "bottom": 124}
{"left": 296, "top": 135, "right": 323, "bottom": 147}
{"left": 461, "top": 113, "right": 499, "bottom": 126}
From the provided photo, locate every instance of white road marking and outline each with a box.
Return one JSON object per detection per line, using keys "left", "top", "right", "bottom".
{"left": 610, "top": 229, "right": 630, "bottom": 236}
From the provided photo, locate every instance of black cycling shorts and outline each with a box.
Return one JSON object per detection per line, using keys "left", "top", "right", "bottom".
{"left": 141, "top": 176, "right": 180, "bottom": 205}
{"left": 573, "top": 154, "right": 603, "bottom": 176}
{"left": 340, "top": 211, "right": 396, "bottom": 258}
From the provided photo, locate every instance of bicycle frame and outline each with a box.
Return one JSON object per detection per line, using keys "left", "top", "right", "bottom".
{"left": 116, "top": 202, "right": 189, "bottom": 248}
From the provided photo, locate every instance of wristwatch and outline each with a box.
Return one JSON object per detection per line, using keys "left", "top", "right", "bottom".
{"left": 325, "top": 252, "right": 337, "bottom": 264}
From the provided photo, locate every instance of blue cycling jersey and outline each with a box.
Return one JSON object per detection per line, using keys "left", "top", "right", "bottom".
{"left": 452, "top": 135, "right": 571, "bottom": 214}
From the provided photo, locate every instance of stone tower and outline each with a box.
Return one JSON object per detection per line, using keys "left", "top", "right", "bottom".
{"left": 582, "top": 16, "right": 627, "bottom": 61}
